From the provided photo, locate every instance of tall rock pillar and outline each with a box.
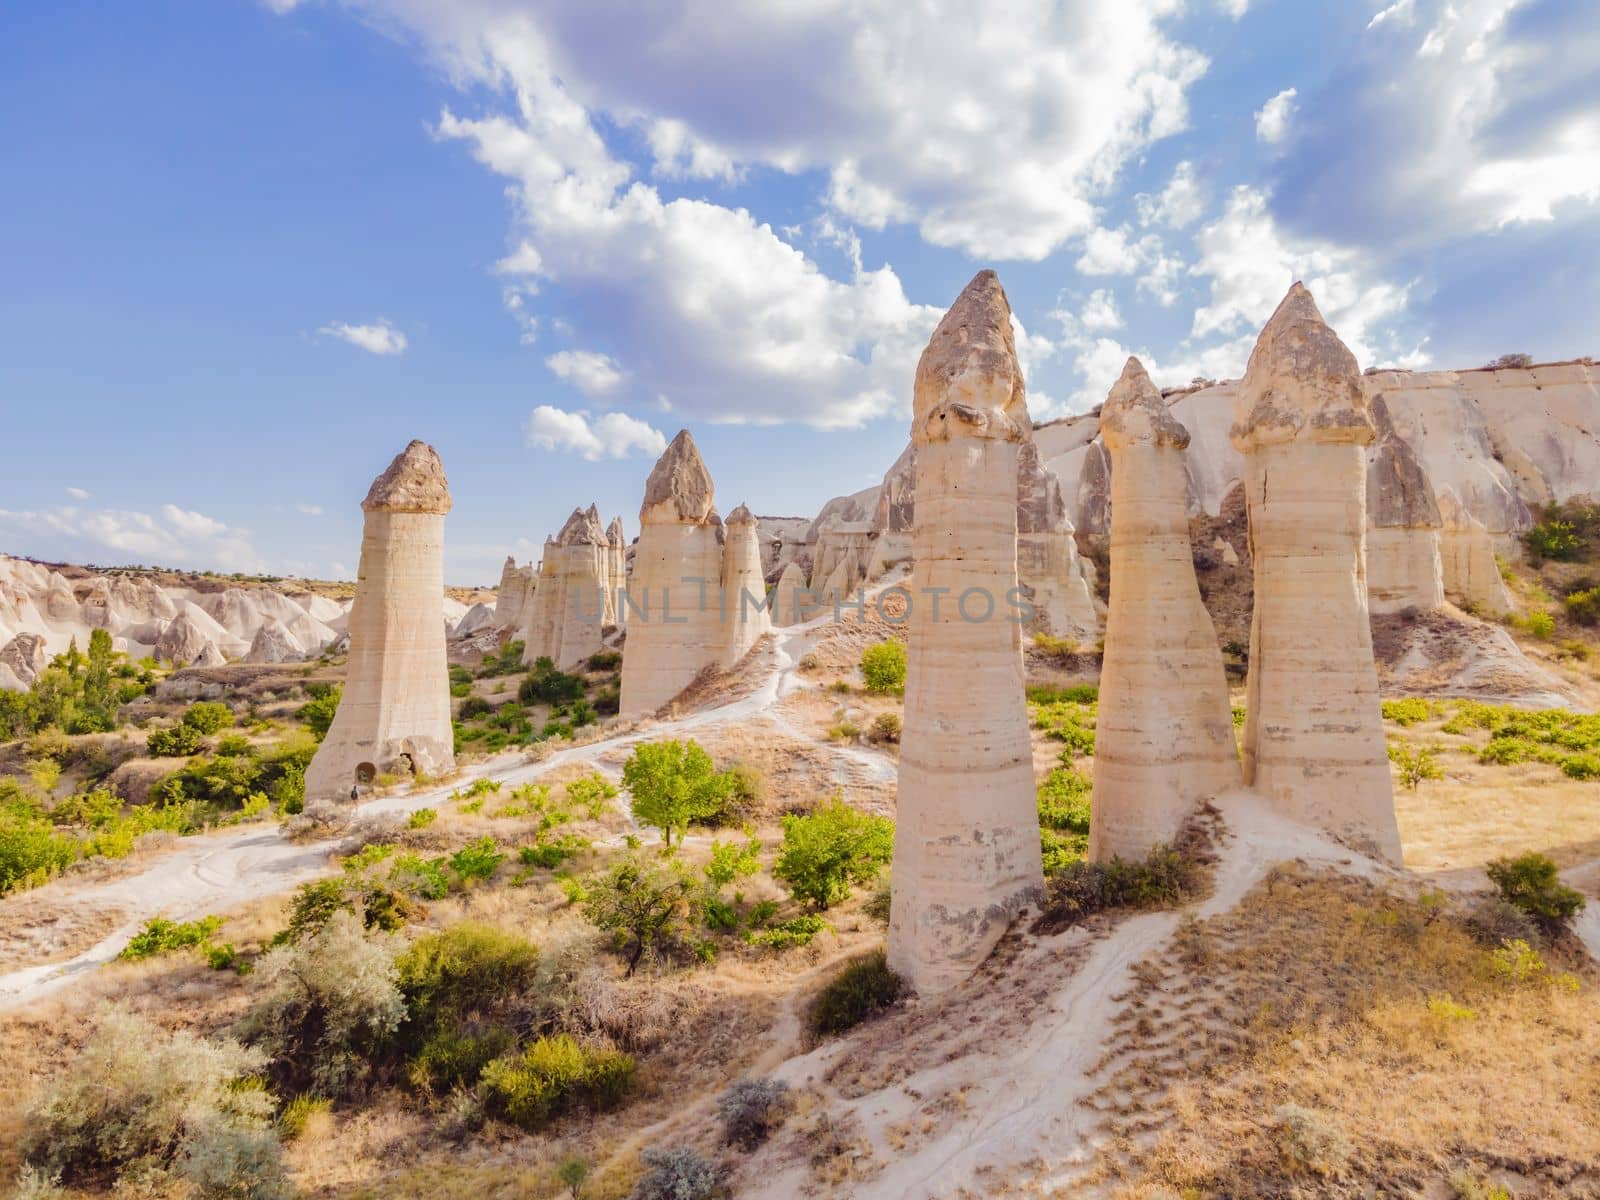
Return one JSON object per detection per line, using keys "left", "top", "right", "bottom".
{"left": 1090, "top": 359, "right": 1240, "bottom": 860}
{"left": 619, "top": 430, "right": 726, "bottom": 716}
{"left": 304, "top": 440, "right": 454, "bottom": 801}
{"left": 721, "top": 503, "right": 771, "bottom": 662}
{"left": 1230, "top": 284, "right": 1401, "bottom": 861}
{"left": 887, "top": 270, "right": 1043, "bottom": 994}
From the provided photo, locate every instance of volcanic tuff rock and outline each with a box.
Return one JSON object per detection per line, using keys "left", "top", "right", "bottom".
{"left": 522, "top": 505, "right": 612, "bottom": 669}
{"left": 1231, "top": 284, "right": 1400, "bottom": 862}
{"left": 621, "top": 430, "right": 747, "bottom": 716}
{"left": 888, "top": 270, "right": 1044, "bottom": 996}
{"left": 1364, "top": 395, "right": 1446, "bottom": 614}
{"left": 0, "top": 633, "right": 49, "bottom": 686}
{"left": 1091, "top": 359, "right": 1240, "bottom": 861}
{"left": 303, "top": 441, "right": 455, "bottom": 802}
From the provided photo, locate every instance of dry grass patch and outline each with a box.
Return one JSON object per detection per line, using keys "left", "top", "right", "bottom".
{"left": 1080, "top": 867, "right": 1600, "bottom": 1198}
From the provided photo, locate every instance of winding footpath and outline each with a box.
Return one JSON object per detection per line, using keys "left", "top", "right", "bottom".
{"left": 0, "top": 611, "right": 887, "bottom": 1013}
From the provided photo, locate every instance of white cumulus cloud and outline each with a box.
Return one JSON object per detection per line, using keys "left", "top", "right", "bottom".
{"left": 318, "top": 318, "right": 407, "bottom": 355}
{"left": 524, "top": 405, "right": 668, "bottom": 461}
{"left": 1255, "top": 88, "right": 1299, "bottom": 145}
{"left": 65, "top": 487, "right": 89, "bottom": 500}
{"left": 545, "top": 349, "right": 625, "bottom": 397}
{"left": 0, "top": 503, "right": 265, "bottom": 572}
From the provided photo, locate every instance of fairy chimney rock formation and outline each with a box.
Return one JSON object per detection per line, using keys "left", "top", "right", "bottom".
{"left": 493, "top": 556, "right": 536, "bottom": 640}
{"left": 522, "top": 506, "right": 611, "bottom": 669}
{"left": 1090, "top": 359, "right": 1241, "bottom": 860}
{"left": 607, "top": 516, "right": 629, "bottom": 625}
{"left": 303, "top": 440, "right": 455, "bottom": 801}
{"left": 620, "top": 430, "right": 731, "bottom": 716}
{"left": 771, "top": 560, "right": 810, "bottom": 626}
{"left": 887, "top": 270, "right": 1044, "bottom": 995}
{"left": 1230, "top": 285, "right": 1401, "bottom": 861}
{"left": 722, "top": 504, "right": 771, "bottom": 661}
{"left": 1365, "top": 395, "right": 1446, "bottom": 613}
{"left": 1017, "top": 439, "right": 1101, "bottom": 638}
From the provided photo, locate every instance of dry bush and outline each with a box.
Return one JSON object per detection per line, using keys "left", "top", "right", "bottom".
{"left": 283, "top": 798, "right": 349, "bottom": 841}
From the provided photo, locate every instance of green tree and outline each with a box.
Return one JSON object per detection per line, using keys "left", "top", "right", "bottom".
{"left": 1387, "top": 742, "right": 1444, "bottom": 791}
{"left": 1487, "top": 852, "right": 1586, "bottom": 933}
{"left": 772, "top": 796, "right": 894, "bottom": 910}
{"left": 299, "top": 686, "right": 342, "bottom": 741}
{"left": 581, "top": 853, "right": 699, "bottom": 974}
{"left": 621, "top": 739, "right": 734, "bottom": 848}
{"left": 860, "top": 640, "right": 907, "bottom": 695}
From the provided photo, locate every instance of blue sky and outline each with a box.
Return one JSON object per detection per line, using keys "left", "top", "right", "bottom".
{"left": 2, "top": 0, "right": 1596, "bottom": 584}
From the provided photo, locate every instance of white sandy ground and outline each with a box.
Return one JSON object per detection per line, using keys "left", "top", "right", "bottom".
{"left": 0, "top": 599, "right": 889, "bottom": 1013}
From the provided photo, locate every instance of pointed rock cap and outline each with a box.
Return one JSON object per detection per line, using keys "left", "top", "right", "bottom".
{"left": 556, "top": 506, "right": 607, "bottom": 546}
{"left": 640, "top": 429, "right": 715, "bottom": 524}
{"left": 1232, "top": 283, "right": 1372, "bottom": 451}
{"left": 607, "top": 516, "right": 625, "bottom": 547}
{"left": 1101, "top": 357, "right": 1191, "bottom": 452}
{"left": 363, "top": 440, "right": 452, "bottom": 514}
{"left": 913, "top": 269, "right": 1031, "bottom": 445}
{"left": 726, "top": 502, "right": 757, "bottom": 526}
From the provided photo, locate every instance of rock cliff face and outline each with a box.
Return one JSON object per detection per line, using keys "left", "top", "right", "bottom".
{"left": 522, "top": 506, "right": 612, "bottom": 669}
{"left": 887, "top": 270, "right": 1044, "bottom": 996}
{"left": 1090, "top": 358, "right": 1240, "bottom": 861}
{"left": 1231, "top": 285, "right": 1400, "bottom": 862}
{"left": 620, "top": 430, "right": 764, "bottom": 716}
{"left": 1364, "top": 395, "right": 1446, "bottom": 614}
{"left": 304, "top": 441, "right": 455, "bottom": 802}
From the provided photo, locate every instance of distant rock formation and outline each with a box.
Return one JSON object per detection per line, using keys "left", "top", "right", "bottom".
{"left": 0, "top": 633, "right": 49, "bottom": 687}
{"left": 607, "top": 516, "right": 629, "bottom": 626}
{"left": 620, "top": 431, "right": 770, "bottom": 716}
{"left": 1231, "top": 284, "right": 1400, "bottom": 862}
{"left": 1365, "top": 395, "right": 1446, "bottom": 614}
{"left": 304, "top": 440, "right": 455, "bottom": 802}
{"left": 1090, "top": 358, "right": 1239, "bottom": 861}
{"left": 522, "top": 506, "right": 612, "bottom": 670}
{"left": 1016, "top": 440, "right": 1100, "bottom": 638}
{"left": 770, "top": 560, "right": 810, "bottom": 627}
{"left": 244, "top": 618, "right": 302, "bottom": 664}
{"left": 492, "top": 556, "right": 536, "bottom": 640}
{"left": 722, "top": 503, "right": 772, "bottom": 662}
{"left": 1436, "top": 490, "right": 1516, "bottom": 617}
{"left": 887, "top": 270, "right": 1044, "bottom": 995}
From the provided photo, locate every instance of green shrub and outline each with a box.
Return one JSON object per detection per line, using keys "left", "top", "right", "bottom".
{"left": 0, "top": 813, "right": 79, "bottom": 895}
{"left": 397, "top": 921, "right": 540, "bottom": 1032}
{"left": 565, "top": 772, "right": 618, "bottom": 819}
{"left": 1381, "top": 698, "right": 1435, "bottom": 726}
{"left": 20, "top": 1006, "right": 282, "bottom": 1194}
{"left": 410, "top": 1025, "right": 516, "bottom": 1092}
{"left": 860, "top": 640, "right": 907, "bottom": 695}
{"left": 477, "top": 640, "right": 526, "bottom": 678}
{"left": 182, "top": 701, "right": 234, "bottom": 735}
{"left": 1029, "top": 688, "right": 1098, "bottom": 757}
{"left": 147, "top": 720, "right": 207, "bottom": 757}
{"left": 586, "top": 649, "right": 622, "bottom": 671}
{"left": 119, "top": 915, "right": 223, "bottom": 960}
{"left": 520, "top": 656, "right": 586, "bottom": 706}
{"left": 477, "top": 1034, "right": 635, "bottom": 1129}
{"left": 1564, "top": 586, "right": 1600, "bottom": 626}
{"left": 276, "top": 876, "right": 419, "bottom": 944}
{"left": 581, "top": 853, "right": 699, "bottom": 974}
{"left": 458, "top": 695, "right": 495, "bottom": 720}
{"left": 808, "top": 950, "right": 904, "bottom": 1036}
{"left": 1563, "top": 753, "right": 1600, "bottom": 779}
{"left": 241, "top": 909, "right": 405, "bottom": 1098}
{"left": 622, "top": 739, "right": 735, "bottom": 847}
{"left": 1035, "top": 843, "right": 1203, "bottom": 932}
{"left": 743, "top": 915, "right": 830, "bottom": 950}
{"left": 1520, "top": 610, "right": 1557, "bottom": 640}
{"left": 1388, "top": 742, "right": 1444, "bottom": 791}
{"left": 773, "top": 796, "right": 893, "bottom": 910}
{"left": 1037, "top": 764, "right": 1092, "bottom": 874}
{"left": 1031, "top": 632, "right": 1079, "bottom": 661}
{"left": 406, "top": 808, "right": 437, "bottom": 830}
{"left": 449, "top": 836, "right": 505, "bottom": 883}
{"left": 298, "top": 686, "right": 342, "bottom": 740}
{"left": 389, "top": 853, "right": 451, "bottom": 900}
{"left": 1525, "top": 511, "right": 1585, "bottom": 562}
{"left": 1486, "top": 852, "right": 1586, "bottom": 932}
